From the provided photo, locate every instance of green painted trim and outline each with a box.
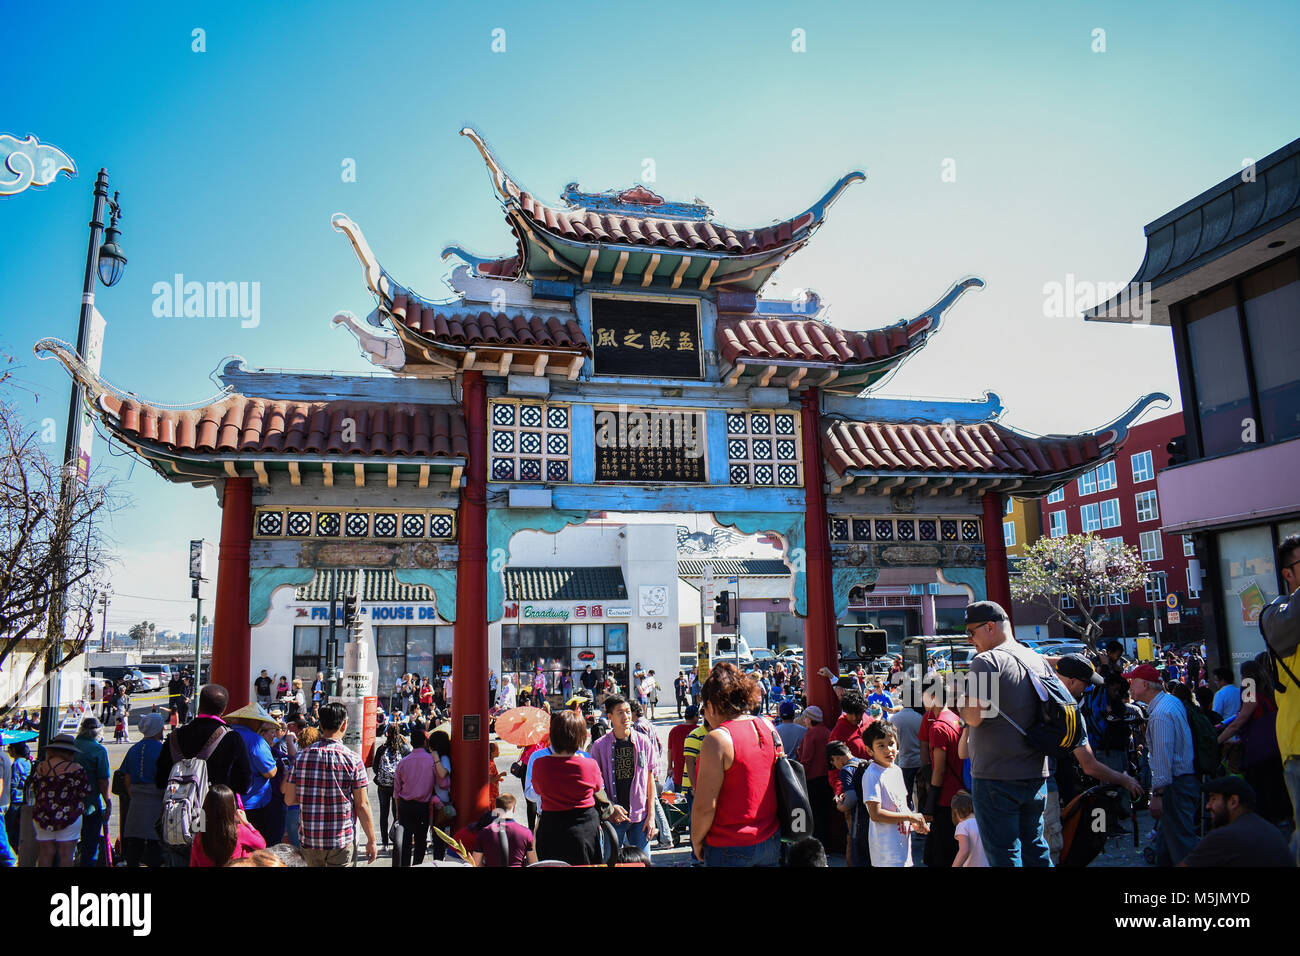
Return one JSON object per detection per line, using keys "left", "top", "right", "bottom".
{"left": 940, "top": 568, "right": 986, "bottom": 603}
{"left": 249, "top": 567, "right": 317, "bottom": 626}
{"left": 392, "top": 569, "right": 459, "bottom": 622}
{"left": 832, "top": 567, "right": 881, "bottom": 619}
{"left": 486, "top": 509, "right": 588, "bottom": 622}
{"left": 711, "top": 512, "right": 807, "bottom": 616}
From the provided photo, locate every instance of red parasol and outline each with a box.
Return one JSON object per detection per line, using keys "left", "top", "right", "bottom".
{"left": 494, "top": 706, "right": 551, "bottom": 747}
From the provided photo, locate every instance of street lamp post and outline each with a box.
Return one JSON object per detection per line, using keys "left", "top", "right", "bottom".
{"left": 99, "top": 593, "right": 110, "bottom": 652}
{"left": 38, "top": 168, "right": 126, "bottom": 751}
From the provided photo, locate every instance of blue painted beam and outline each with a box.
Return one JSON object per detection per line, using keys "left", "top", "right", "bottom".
{"left": 822, "top": 391, "right": 1004, "bottom": 425}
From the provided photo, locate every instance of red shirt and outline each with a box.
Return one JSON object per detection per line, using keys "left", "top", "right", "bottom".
{"left": 708, "top": 718, "right": 779, "bottom": 848}
{"left": 797, "top": 722, "right": 831, "bottom": 781}
{"left": 926, "top": 709, "right": 964, "bottom": 807}
{"left": 667, "top": 721, "right": 698, "bottom": 789}
{"left": 529, "top": 754, "right": 604, "bottom": 812}
{"left": 828, "top": 713, "right": 869, "bottom": 795}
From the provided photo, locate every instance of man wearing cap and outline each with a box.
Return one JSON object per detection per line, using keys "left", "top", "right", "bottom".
{"left": 1179, "top": 777, "right": 1294, "bottom": 867}
{"left": 776, "top": 700, "right": 806, "bottom": 757}
{"left": 1049, "top": 655, "right": 1144, "bottom": 852}
{"left": 957, "top": 600, "right": 1053, "bottom": 867}
{"left": 1125, "top": 662, "right": 1198, "bottom": 866}
{"left": 73, "top": 716, "right": 111, "bottom": 867}
{"left": 227, "top": 703, "right": 281, "bottom": 844}
{"left": 795, "top": 704, "right": 831, "bottom": 848}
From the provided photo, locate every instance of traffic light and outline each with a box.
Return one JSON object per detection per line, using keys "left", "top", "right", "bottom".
{"left": 342, "top": 596, "right": 357, "bottom": 626}
{"left": 1167, "top": 435, "right": 1187, "bottom": 469}
{"left": 714, "top": 590, "right": 732, "bottom": 626}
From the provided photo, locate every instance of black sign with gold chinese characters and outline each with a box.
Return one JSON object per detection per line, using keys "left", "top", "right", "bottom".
{"left": 590, "top": 297, "right": 702, "bottom": 379}
{"left": 594, "top": 406, "right": 707, "bottom": 483}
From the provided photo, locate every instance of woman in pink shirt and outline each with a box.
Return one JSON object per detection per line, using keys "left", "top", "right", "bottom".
{"left": 191, "top": 784, "right": 266, "bottom": 867}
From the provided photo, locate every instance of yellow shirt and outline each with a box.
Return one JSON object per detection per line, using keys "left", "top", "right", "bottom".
{"left": 682, "top": 724, "right": 709, "bottom": 790}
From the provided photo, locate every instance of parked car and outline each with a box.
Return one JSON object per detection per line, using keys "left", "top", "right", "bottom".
{"left": 778, "top": 648, "right": 804, "bottom": 660}
{"left": 134, "top": 664, "right": 170, "bottom": 691}
{"left": 1036, "top": 642, "right": 1088, "bottom": 658}
{"left": 92, "top": 666, "right": 144, "bottom": 692}
{"left": 679, "top": 652, "right": 698, "bottom": 673}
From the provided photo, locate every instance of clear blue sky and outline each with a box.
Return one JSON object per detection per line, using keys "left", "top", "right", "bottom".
{"left": 3, "top": 0, "right": 1298, "bottom": 632}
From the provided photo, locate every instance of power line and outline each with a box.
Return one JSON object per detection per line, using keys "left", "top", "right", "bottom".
{"left": 105, "top": 592, "right": 203, "bottom": 603}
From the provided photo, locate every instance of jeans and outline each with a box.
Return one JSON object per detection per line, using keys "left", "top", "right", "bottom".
{"left": 1285, "top": 757, "right": 1300, "bottom": 865}
{"left": 0, "top": 809, "right": 14, "bottom": 867}
{"left": 376, "top": 785, "right": 394, "bottom": 845}
{"left": 1043, "top": 787, "right": 1062, "bottom": 866}
{"left": 122, "top": 837, "right": 162, "bottom": 868}
{"left": 78, "top": 806, "right": 106, "bottom": 867}
{"left": 397, "top": 798, "right": 430, "bottom": 867}
{"left": 1155, "top": 774, "right": 1201, "bottom": 867}
{"left": 163, "top": 845, "right": 189, "bottom": 868}
{"left": 285, "top": 805, "right": 302, "bottom": 847}
{"left": 971, "top": 777, "right": 1052, "bottom": 867}
{"left": 703, "top": 832, "right": 781, "bottom": 867}
{"left": 609, "top": 818, "right": 653, "bottom": 860}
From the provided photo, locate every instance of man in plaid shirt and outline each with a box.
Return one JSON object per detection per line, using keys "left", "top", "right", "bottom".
{"left": 284, "top": 701, "right": 378, "bottom": 866}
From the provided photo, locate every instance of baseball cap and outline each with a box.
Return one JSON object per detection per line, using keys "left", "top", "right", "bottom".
{"left": 834, "top": 675, "right": 856, "bottom": 689}
{"left": 1202, "top": 776, "right": 1256, "bottom": 801}
{"left": 802, "top": 705, "right": 824, "bottom": 724}
{"left": 1124, "top": 663, "right": 1162, "bottom": 683}
{"left": 964, "top": 601, "right": 1008, "bottom": 625}
{"left": 1055, "top": 654, "right": 1104, "bottom": 686}
{"left": 779, "top": 701, "right": 796, "bottom": 719}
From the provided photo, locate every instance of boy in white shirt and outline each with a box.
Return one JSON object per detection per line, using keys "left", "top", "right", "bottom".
{"left": 861, "top": 721, "right": 929, "bottom": 866}
{"left": 951, "top": 789, "right": 988, "bottom": 867}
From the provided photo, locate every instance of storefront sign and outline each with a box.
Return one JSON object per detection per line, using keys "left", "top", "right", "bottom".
{"left": 523, "top": 605, "right": 571, "bottom": 621}
{"left": 307, "top": 605, "right": 437, "bottom": 621}
{"left": 606, "top": 607, "right": 632, "bottom": 618}
{"left": 591, "top": 296, "right": 702, "bottom": 379}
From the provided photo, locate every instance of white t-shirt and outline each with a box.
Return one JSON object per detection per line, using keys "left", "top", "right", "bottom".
{"left": 955, "top": 816, "right": 988, "bottom": 867}
{"left": 861, "top": 761, "right": 912, "bottom": 867}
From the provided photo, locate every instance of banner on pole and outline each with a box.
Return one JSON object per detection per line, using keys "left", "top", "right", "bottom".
{"left": 74, "top": 307, "right": 106, "bottom": 484}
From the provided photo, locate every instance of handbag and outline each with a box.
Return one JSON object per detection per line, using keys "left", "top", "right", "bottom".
{"left": 767, "top": 727, "right": 813, "bottom": 842}
{"left": 111, "top": 767, "right": 128, "bottom": 797}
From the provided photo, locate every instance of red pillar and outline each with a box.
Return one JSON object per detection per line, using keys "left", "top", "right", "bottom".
{"left": 212, "top": 477, "right": 253, "bottom": 709}
{"left": 982, "top": 490, "right": 1014, "bottom": 627}
{"left": 800, "top": 388, "right": 839, "bottom": 722}
{"left": 452, "top": 370, "right": 490, "bottom": 821}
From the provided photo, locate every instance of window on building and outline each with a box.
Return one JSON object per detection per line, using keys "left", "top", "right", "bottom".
{"left": 1139, "top": 530, "right": 1163, "bottom": 562}
{"left": 1183, "top": 534, "right": 1195, "bottom": 557}
{"left": 1131, "top": 450, "right": 1154, "bottom": 483}
{"left": 1135, "top": 490, "right": 1159, "bottom": 523}
{"left": 1081, "top": 503, "right": 1100, "bottom": 532}
{"left": 1186, "top": 566, "right": 1201, "bottom": 600}
{"left": 1046, "top": 487, "right": 1065, "bottom": 504}
{"left": 1005, "top": 498, "right": 1014, "bottom": 516}
{"left": 1095, "top": 461, "right": 1117, "bottom": 492}
{"left": 1077, "top": 469, "right": 1097, "bottom": 497}
{"left": 1145, "top": 571, "right": 1168, "bottom": 603}
{"left": 1003, "top": 521, "right": 1016, "bottom": 547}
{"left": 1108, "top": 590, "right": 1128, "bottom": 605}
{"left": 1186, "top": 286, "right": 1255, "bottom": 457}
{"left": 1060, "top": 594, "right": 1074, "bottom": 609}
{"left": 1242, "top": 255, "right": 1300, "bottom": 445}
{"left": 1049, "top": 510, "right": 1067, "bottom": 538}
{"left": 1099, "top": 498, "right": 1121, "bottom": 529}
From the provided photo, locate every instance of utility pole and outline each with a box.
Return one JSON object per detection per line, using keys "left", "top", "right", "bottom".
{"left": 99, "top": 593, "right": 110, "bottom": 652}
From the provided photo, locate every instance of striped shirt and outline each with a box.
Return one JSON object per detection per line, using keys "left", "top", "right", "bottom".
{"left": 287, "top": 739, "right": 368, "bottom": 850}
{"left": 681, "top": 724, "right": 709, "bottom": 790}
{"left": 1145, "top": 692, "right": 1195, "bottom": 790}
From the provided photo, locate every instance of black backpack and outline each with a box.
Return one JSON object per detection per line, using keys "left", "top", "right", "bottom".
{"left": 996, "top": 648, "right": 1087, "bottom": 757}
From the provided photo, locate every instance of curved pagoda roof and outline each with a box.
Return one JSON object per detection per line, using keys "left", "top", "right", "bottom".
{"left": 446, "top": 127, "right": 865, "bottom": 293}
{"left": 822, "top": 393, "right": 1171, "bottom": 496}
{"left": 34, "top": 339, "right": 468, "bottom": 488}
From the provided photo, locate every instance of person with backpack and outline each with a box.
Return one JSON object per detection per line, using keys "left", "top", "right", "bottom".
{"left": 154, "top": 684, "right": 253, "bottom": 867}
{"left": 921, "top": 681, "right": 964, "bottom": 868}
{"left": 1125, "top": 663, "right": 1198, "bottom": 866}
{"left": 372, "top": 723, "right": 409, "bottom": 855}
{"left": 956, "top": 601, "right": 1055, "bottom": 867}
{"left": 1260, "top": 532, "right": 1300, "bottom": 864}
{"left": 827, "top": 739, "right": 869, "bottom": 866}
{"left": 470, "top": 794, "right": 537, "bottom": 866}
{"left": 1217, "top": 658, "right": 1291, "bottom": 826}
{"left": 31, "top": 734, "right": 92, "bottom": 867}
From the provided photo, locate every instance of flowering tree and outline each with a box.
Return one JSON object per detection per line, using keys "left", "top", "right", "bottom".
{"left": 1010, "top": 533, "right": 1152, "bottom": 650}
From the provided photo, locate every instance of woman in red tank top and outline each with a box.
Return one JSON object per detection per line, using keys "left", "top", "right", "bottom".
{"left": 691, "top": 662, "right": 781, "bottom": 867}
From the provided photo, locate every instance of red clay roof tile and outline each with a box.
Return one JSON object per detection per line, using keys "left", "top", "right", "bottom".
{"left": 98, "top": 394, "right": 468, "bottom": 462}
{"left": 717, "top": 315, "right": 930, "bottom": 368}
{"left": 822, "top": 420, "right": 1103, "bottom": 478}
{"left": 390, "top": 295, "right": 590, "bottom": 355}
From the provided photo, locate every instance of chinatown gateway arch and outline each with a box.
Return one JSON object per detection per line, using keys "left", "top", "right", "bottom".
{"left": 39, "top": 128, "right": 1165, "bottom": 820}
